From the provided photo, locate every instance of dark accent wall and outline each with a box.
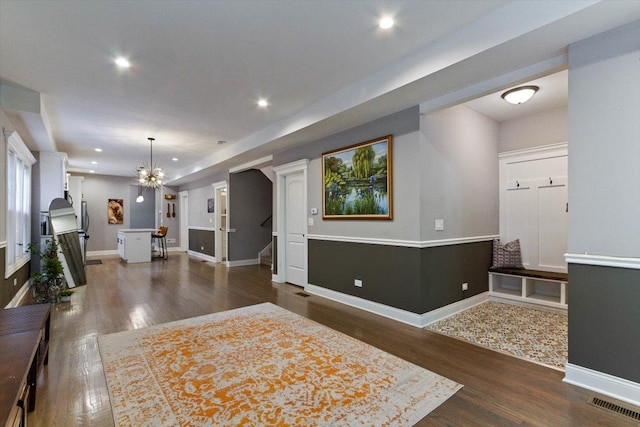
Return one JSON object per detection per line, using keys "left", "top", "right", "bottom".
{"left": 568, "top": 264, "right": 640, "bottom": 382}
{"left": 308, "top": 239, "right": 491, "bottom": 314}
{"left": 0, "top": 247, "right": 31, "bottom": 307}
{"left": 129, "top": 186, "right": 155, "bottom": 229}
{"left": 188, "top": 229, "right": 215, "bottom": 257}
{"left": 228, "top": 170, "right": 273, "bottom": 261}
{"left": 272, "top": 235, "right": 278, "bottom": 275}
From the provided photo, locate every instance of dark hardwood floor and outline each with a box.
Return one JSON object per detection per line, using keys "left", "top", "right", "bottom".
{"left": 24, "top": 253, "right": 631, "bottom": 426}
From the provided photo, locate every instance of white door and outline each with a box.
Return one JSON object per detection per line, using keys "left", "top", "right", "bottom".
{"left": 179, "top": 191, "right": 188, "bottom": 252}
{"left": 285, "top": 172, "right": 306, "bottom": 286}
{"left": 215, "top": 186, "right": 228, "bottom": 262}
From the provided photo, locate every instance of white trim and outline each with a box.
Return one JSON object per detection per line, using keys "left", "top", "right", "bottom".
{"left": 225, "top": 258, "right": 259, "bottom": 267}
{"left": 272, "top": 274, "right": 280, "bottom": 282}
{"left": 0, "top": 241, "right": 6, "bottom": 249}
{"left": 167, "top": 247, "right": 184, "bottom": 253}
{"left": 273, "top": 159, "right": 309, "bottom": 175}
{"left": 188, "top": 226, "right": 216, "bottom": 232}
{"left": 4, "top": 256, "right": 29, "bottom": 278}
{"left": 422, "top": 292, "right": 489, "bottom": 326}
{"left": 4, "top": 279, "right": 31, "bottom": 309}
{"left": 211, "top": 180, "right": 227, "bottom": 188}
{"left": 187, "top": 250, "right": 217, "bottom": 263}
{"left": 274, "top": 159, "right": 309, "bottom": 284}
{"left": 565, "top": 253, "right": 640, "bottom": 270}
{"left": 6, "top": 131, "right": 37, "bottom": 165}
{"left": 498, "top": 142, "right": 568, "bottom": 160}
{"left": 87, "top": 250, "right": 119, "bottom": 256}
{"left": 272, "top": 232, "right": 277, "bottom": 237}
{"left": 306, "top": 234, "right": 498, "bottom": 248}
{"left": 564, "top": 363, "right": 640, "bottom": 407}
{"left": 229, "top": 155, "right": 273, "bottom": 173}
{"left": 305, "top": 284, "right": 424, "bottom": 327}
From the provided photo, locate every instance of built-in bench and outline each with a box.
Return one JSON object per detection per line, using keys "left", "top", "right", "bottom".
{"left": 488, "top": 267, "right": 568, "bottom": 309}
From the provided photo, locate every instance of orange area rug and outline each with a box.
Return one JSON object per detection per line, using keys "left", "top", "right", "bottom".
{"left": 98, "top": 303, "right": 461, "bottom": 426}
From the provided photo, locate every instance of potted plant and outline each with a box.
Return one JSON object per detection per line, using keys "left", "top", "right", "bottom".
{"left": 27, "top": 238, "right": 66, "bottom": 303}
{"left": 59, "top": 288, "right": 75, "bottom": 302}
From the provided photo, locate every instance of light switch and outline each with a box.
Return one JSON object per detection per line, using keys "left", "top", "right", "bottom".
{"left": 308, "top": 217, "right": 314, "bottom": 226}
{"left": 209, "top": 218, "right": 213, "bottom": 223}
{"left": 435, "top": 219, "right": 444, "bottom": 231}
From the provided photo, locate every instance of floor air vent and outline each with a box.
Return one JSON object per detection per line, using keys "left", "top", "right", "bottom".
{"left": 296, "top": 292, "right": 310, "bottom": 298}
{"left": 587, "top": 395, "right": 640, "bottom": 421}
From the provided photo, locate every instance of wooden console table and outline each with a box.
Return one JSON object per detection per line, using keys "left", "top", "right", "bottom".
{"left": 0, "top": 304, "right": 51, "bottom": 426}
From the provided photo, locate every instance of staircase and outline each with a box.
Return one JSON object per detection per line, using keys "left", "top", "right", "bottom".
{"left": 258, "top": 242, "right": 272, "bottom": 270}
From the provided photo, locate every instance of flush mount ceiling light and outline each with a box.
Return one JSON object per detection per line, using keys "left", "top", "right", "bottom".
{"left": 95, "top": 148, "right": 103, "bottom": 152}
{"left": 115, "top": 57, "right": 131, "bottom": 68}
{"left": 136, "top": 137, "right": 164, "bottom": 203}
{"left": 501, "top": 85, "right": 539, "bottom": 105}
{"left": 379, "top": 16, "right": 394, "bottom": 29}
{"left": 257, "top": 99, "right": 269, "bottom": 108}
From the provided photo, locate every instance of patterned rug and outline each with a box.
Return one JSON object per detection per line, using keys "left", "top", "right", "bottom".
{"left": 428, "top": 301, "right": 567, "bottom": 370}
{"left": 98, "top": 303, "right": 461, "bottom": 426}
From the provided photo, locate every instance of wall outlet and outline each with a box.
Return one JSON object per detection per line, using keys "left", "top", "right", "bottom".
{"left": 167, "top": 238, "right": 176, "bottom": 244}
{"left": 13, "top": 278, "right": 17, "bottom": 287}
{"left": 462, "top": 282, "right": 468, "bottom": 291}
{"left": 201, "top": 246, "right": 205, "bottom": 251}
{"left": 435, "top": 219, "right": 444, "bottom": 231}
{"left": 354, "top": 279, "right": 363, "bottom": 288}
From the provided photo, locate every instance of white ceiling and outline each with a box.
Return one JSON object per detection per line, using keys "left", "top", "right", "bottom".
{"left": 1, "top": 1, "right": 639, "bottom": 185}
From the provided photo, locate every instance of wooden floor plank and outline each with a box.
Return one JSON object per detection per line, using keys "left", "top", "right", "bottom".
{"left": 23, "top": 254, "right": 633, "bottom": 426}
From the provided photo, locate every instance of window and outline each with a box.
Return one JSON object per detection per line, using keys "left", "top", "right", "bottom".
{"left": 5, "top": 130, "right": 35, "bottom": 277}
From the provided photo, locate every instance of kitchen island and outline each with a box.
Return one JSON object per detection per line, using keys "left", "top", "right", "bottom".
{"left": 117, "top": 228, "right": 156, "bottom": 263}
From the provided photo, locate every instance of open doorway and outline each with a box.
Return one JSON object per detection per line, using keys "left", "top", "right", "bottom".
{"left": 213, "top": 181, "right": 228, "bottom": 262}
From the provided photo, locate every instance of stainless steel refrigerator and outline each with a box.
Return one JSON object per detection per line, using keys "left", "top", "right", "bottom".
{"left": 80, "top": 201, "right": 90, "bottom": 264}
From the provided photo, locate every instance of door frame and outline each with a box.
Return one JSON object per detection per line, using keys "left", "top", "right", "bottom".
{"left": 212, "top": 180, "right": 228, "bottom": 263}
{"left": 273, "top": 159, "right": 309, "bottom": 285}
{"left": 179, "top": 191, "right": 189, "bottom": 252}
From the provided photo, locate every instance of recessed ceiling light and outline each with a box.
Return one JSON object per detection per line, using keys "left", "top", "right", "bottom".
{"left": 172, "top": 157, "right": 178, "bottom": 161}
{"left": 95, "top": 148, "right": 103, "bottom": 152}
{"left": 89, "top": 170, "right": 95, "bottom": 173}
{"left": 115, "top": 57, "right": 131, "bottom": 68}
{"left": 91, "top": 161, "right": 98, "bottom": 165}
{"left": 379, "top": 16, "right": 394, "bottom": 29}
{"left": 257, "top": 99, "right": 269, "bottom": 108}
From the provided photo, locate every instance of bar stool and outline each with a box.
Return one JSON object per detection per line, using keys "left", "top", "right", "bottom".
{"left": 152, "top": 226, "right": 169, "bottom": 260}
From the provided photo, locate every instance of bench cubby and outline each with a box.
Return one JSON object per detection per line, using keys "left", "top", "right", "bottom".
{"left": 488, "top": 268, "right": 567, "bottom": 309}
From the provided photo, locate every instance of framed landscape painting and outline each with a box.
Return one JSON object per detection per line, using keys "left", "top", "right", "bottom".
{"left": 322, "top": 135, "right": 393, "bottom": 220}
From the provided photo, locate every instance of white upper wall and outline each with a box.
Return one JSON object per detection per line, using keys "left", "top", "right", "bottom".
{"left": 498, "top": 106, "right": 567, "bottom": 153}
{"left": 568, "top": 21, "right": 640, "bottom": 258}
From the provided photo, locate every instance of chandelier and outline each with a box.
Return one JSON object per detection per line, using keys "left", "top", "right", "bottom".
{"left": 136, "top": 137, "right": 164, "bottom": 203}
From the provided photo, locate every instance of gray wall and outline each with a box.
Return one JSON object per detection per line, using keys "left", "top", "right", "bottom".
{"left": 567, "top": 21, "right": 640, "bottom": 383}
{"left": 498, "top": 106, "right": 568, "bottom": 153}
{"left": 308, "top": 240, "right": 491, "bottom": 313}
{"left": 186, "top": 182, "right": 216, "bottom": 229}
{"left": 228, "top": 169, "right": 273, "bottom": 261}
{"left": 568, "top": 21, "right": 640, "bottom": 258}
{"left": 129, "top": 185, "right": 155, "bottom": 229}
{"left": 420, "top": 105, "right": 499, "bottom": 241}
{"left": 81, "top": 174, "right": 137, "bottom": 251}
{"left": 278, "top": 106, "right": 422, "bottom": 241}
{"left": 188, "top": 229, "right": 215, "bottom": 257}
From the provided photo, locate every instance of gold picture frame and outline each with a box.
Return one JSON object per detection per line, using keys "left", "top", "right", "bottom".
{"left": 322, "top": 135, "right": 393, "bottom": 220}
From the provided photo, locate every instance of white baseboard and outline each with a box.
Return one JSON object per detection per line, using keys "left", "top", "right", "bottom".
{"left": 422, "top": 292, "right": 489, "bottom": 326}
{"left": 87, "top": 250, "right": 119, "bottom": 256}
{"left": 305, "top": 284, "right": 424, "bottom": 327}
{"left": 225, "top": 258, "right": 260, "bottom": 267}
{"left": 564, "top": 363, "right": 640, "bottom": 406}
{"left": 5, "top": 280, "right": 30, "bottom": 308}
{"left": 187, "top": 250, "right": 217, "bottom": 263}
